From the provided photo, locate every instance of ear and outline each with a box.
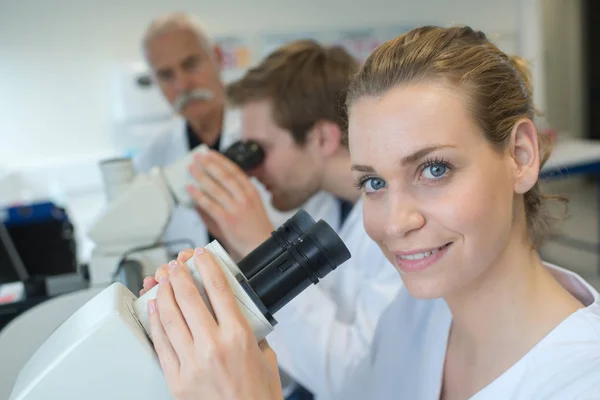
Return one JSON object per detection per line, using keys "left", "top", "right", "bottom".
{"left": 307, "top": 120, "right": 343, "bottom": 157}
{"left": 509, "top": 118, "right": 540, "bottom": 194}
{"left": 213, "top": 45, "right": 224, "bottom": 67}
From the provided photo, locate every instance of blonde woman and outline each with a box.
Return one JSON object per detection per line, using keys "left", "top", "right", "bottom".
{"left": 146, "top": 26, "right": 600, "bottom": 400}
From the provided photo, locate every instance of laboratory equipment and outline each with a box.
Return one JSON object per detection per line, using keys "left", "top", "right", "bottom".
{"left": 88, "top": 140, "right": 265, "bottom": 292}
{"left": 8, "top": 209, "right": 351, "bottom": 399}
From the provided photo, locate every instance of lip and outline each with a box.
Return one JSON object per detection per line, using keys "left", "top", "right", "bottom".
{"left": 393, "top": 242, "right": 452, "bottom": 273}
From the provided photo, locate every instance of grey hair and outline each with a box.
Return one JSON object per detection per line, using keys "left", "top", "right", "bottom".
{"left": 142, "top": 12, "right": 214, "bottom": 61}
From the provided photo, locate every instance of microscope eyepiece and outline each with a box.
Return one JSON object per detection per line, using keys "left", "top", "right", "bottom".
{"left": 238, "top": 211, "right": 351, "bottom": 316}
{"left": 237, "top": 209, "right": 315, "bottom": 280}
{"left": 223, "top": 140, "right": 265, "bottom": 172}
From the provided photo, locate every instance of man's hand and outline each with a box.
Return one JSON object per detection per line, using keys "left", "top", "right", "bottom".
{"left": 147, "top": 248, "right": 283, "bottom": 400}
{"left": 187, "top": 150, "right": 273, "bottom": 259}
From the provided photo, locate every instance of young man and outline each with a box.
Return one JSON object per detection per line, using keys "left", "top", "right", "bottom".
{"left": 145, "top": 40, "right": 404, "bottom": 399}
{"left": 133, "top": 13, "right": 338, "bottom": 256}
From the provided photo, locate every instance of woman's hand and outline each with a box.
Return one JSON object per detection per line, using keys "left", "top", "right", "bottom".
{"left": 139, "top": 249, "right": 194, "bottom": 297}
{"left": 147, "top": 247, "right": 283, "bottom": 400}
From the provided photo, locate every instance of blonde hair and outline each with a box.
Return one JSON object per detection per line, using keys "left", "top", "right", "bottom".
{"left": 346, "top": 26, "right": 563, "bottom": 246}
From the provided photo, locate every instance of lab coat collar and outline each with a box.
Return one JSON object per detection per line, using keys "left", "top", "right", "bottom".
{"left": 171, "top": 107, "right": 242, "bottom": 154}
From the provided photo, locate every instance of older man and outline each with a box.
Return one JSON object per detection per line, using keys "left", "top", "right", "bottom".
{"left": 133, "top": 13, "right": 339, "bottom": 257}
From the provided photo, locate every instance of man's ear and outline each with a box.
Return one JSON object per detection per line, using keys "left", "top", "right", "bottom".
{"left": 308, "top": 120, "right": 343, "bottom": 157}
{"left": 510, "top": 118, "right": 540, "bottom": 194}
{"left": 213, "top": 45, "right": 223, "bottom": 67}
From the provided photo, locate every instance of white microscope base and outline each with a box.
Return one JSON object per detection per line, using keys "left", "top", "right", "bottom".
{"left": 0, "top": 288, "right": 102, "bottom": 399}
{"left": 9, "top": 283, "right": 172, "bottom": 400}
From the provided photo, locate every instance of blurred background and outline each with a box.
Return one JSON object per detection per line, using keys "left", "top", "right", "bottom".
{"left": 1, "top": 0, "right": 600, "bottom": 397}
{"left": 0, "top": 0, "right": 598, "bottom": 325}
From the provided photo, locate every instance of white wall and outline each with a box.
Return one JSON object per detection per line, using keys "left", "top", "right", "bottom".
{"left": 518, "top": 0, "right": 545, "bottom": 112}
{"left": 0, "top": 0, "right": 522, "bottom": 261}
{"left": 541, "top": 0, "right": 584, "bottom": 138}
{"left": 0, "top": 0, "right": 519, "bottom": 167}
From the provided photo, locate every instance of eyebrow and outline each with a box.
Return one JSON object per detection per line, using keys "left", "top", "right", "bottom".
{"left": 350, "top": 164, "right": 376, "bottom": 173}
{"left": 350, "top": 145, "right": 455, "bottom": 172}
{"left": 181, "top": 53, "right": 201, "bottom": 67}
{"left": 400, "top": 145, "right": 454, "bottom": 166}
{"left": 155, "top": 53, "right": 202, "bottom": 74}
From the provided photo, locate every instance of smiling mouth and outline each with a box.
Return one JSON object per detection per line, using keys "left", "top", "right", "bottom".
{"left": 396, "top": 243, "right": 452, "bottom": 260}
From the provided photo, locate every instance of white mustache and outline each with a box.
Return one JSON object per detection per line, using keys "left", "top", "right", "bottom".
{"left": 173, "top": 88, "right": 214, "bottom": 112}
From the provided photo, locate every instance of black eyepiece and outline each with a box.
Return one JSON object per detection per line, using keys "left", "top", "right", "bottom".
{"left": 237, "top": 209, "right": 315, "bottom": 280}
{"left": 223, "top": 140, "right": 265, "bottom": 171}
{"left": 239, "top": 211, "right": 351, "bottom": 316}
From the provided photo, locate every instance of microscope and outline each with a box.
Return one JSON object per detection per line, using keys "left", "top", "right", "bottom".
{"left": 9, "top": 207, "right": 350, "bottom": 399}
{"left": 87, "top": 139, "right": 267, "bottom": 291}
{"left": 8, "top": 137, "right": 352, "bottom": 399}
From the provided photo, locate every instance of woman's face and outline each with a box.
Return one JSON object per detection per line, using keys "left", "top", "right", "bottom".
{"left": 348, "top": 83, "right": 528, "bottom": 299}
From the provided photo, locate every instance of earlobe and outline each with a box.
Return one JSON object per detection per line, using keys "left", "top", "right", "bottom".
{"left": 511, "top": 119, "right": 540, "bottom": 194}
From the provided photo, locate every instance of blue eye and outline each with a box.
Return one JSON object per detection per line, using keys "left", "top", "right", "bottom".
{"left": 364, "top": 177, "right": 386, "bottom": 193}
{"left": 422, "top": 163, "right": 448, "bottom": 180}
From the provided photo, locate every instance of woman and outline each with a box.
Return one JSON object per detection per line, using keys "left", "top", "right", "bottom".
{"left": 145, "top": 26, "right": 600, "bottom": 399}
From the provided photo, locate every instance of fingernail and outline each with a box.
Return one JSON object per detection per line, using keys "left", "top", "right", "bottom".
{"left": 195, "top": 247, "right": 207, "bottom": 256}
{"left": 168, "top": 260, "right": 178, "bottom": 270}
{"left": 148, "top": 300, "right": 156, "bottom": 314}
{"left": 159, "top": 275, "right": 168, "bottom": 285}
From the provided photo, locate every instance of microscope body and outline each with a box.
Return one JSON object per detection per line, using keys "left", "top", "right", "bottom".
{"left": 10, "top": 282, "right": 171, "bottom": 400}
{"left": 9, "top": 206, "right": 350, "bottom": 400}
{"left": 9, "top": 138, "right": 351, "bottom": 399}
{"left": 9, "top": 241, "right": 275, "bottom": 400}
{"left": 87, "top": 146, "right": 203, "bottom": 288}
{"left": 87, "top": 139, "right": 267, "bottom": 290}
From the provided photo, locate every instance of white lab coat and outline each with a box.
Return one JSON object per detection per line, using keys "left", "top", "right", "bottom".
{"left": 267, "top": 199, "right": 404, "bottom": 399}
{"left": 336, "top": 262, "right": 600, "bottom": 400}
{"left": 132, "top": 109, "right": 340, "bottom": 253}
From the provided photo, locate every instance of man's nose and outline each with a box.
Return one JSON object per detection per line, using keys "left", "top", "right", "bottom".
{"left": 173, "top": 70, "right": 195, "bottom": 92}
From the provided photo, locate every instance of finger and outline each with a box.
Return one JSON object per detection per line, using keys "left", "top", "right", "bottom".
{"left": 258, "top": 339, "right": 280, "bottom": 375}
{"left": 141, "top": 277, "right": 158, "bottom": 295}
{"left": 155, "top": 264, "right": 169, "bottom": 282}
{"left": 177, "top": 248, "right": 195, "bottom": 263}
{"left": 186, "top": 184, "right": 230, "bottom": 221}
{"left": 192, "top": 247, "right": 246, "bottom": 328}
{"left": 196, "top": 208, "right": 222, "bottom": 237}
{"left": 148, "top": 299, "right": 180, "bottom": 381}
{"left": 155, "top": 275, "right": 194, "bottom": 360}
{"left": 143, "top": 276, "right": 157, "bottom": 289}
{"left": 189, "top": 162, "right": 238, "bottom": 212}
{"left": 167, "top": 259, "right": 218, "bottom": 340}
{"left": 196, "top": 152, "right": 251, "bottom": 201}
{"left": 205, "top": 150, "right": 248, "bottom": 180}
{"left": 206, "top": 151, "right": 259, "bottom": 197}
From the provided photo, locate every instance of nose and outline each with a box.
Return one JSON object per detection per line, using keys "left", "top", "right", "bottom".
{"left": 173, "top": 70, "right": 194, "bottom": 93}
{"left": 384, "top": 190, "right": 426, "bottom": 237}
